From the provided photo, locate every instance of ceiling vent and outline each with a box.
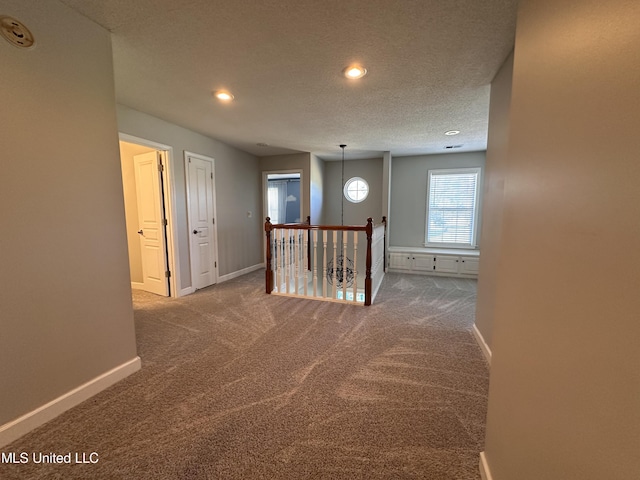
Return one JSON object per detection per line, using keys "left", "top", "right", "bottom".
{"left": 0, "top": 16, "right": 35, "bottom": 49}
{"left": 444, "top": 145, "right": 463, "bottom": 149}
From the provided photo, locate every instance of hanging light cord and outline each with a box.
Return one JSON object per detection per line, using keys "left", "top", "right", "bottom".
{"left": 340, "top": 144, "right": 346, "bottom": 226}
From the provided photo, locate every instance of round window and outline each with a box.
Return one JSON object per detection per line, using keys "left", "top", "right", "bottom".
{"left": 343, "top": 177, "right": 369, "bottom": 203}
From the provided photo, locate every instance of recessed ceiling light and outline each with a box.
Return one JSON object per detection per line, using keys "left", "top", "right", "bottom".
{"left": 444, "top": 130, "right": 460, "bottom": 136}
{"left": 343, "top": 65, "right": 367, "bottom": 79}
{"left": 214, "top": 90, "right": 234, "bottom": 101}
{"left": 256, "top": 142, "right": 270, "bottom": 147}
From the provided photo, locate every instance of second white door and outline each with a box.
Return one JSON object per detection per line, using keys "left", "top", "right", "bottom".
{"left": 186, "top": 154, "right": 218, "bottom": 290}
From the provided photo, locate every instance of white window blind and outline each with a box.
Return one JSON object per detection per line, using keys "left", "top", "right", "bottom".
{"left": 426, "top": 168, "right": 480, "bottom": 247}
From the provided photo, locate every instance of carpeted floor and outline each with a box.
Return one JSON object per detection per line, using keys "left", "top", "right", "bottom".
{"left": 1, "top": 271, "right": 488, "bottom": 479}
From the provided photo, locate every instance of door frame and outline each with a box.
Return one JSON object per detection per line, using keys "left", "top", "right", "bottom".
{"left": 119, "top": 133, "right": 180, "bottom": 297}
{"left": 184, "top": 151, "right": 219, "bottom": 290}
{"left": 262, "top": 169, "right": 304, "bottom": 264}
{"left": 262, "top": 169, "right": 304, "bottom": 224}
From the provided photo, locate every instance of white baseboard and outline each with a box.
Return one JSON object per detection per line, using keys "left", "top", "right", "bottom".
{"left": 179, "top": 286, "right": 196, "bottom": 297}
{"left": 218, "top": 263, "right": 264, "bottom": 283}
{"left": 479, "top": 451, "right": 493, "bottom": 480}
{"left": 472, "top": 323, "right": 492, "bottom": 365}
{"left": 130, "top": 282, "right": 144, "bottom": 290}
{"left": 0, "top": 357, "right": 141, "bottom": 448}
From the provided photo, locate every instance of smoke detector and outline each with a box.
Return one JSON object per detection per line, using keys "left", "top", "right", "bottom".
{"left": 0, "top": 16, "right": 35, "bottom": 49}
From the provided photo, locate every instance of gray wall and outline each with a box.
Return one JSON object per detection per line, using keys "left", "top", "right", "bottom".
{"left": 474, "top": 52, "right": 513, "bottom": 351}
{"left": 117, "top": 106, "right": 263, "bottom": 281}
{"left": 323, "top": 158, "right": 384, "bottom": 226}
{"left": 483, "top": 0, "right": 640, "bottom": 478}
{"left": 259, "top": 153, "right": 311, "bottom": 222}
{"left": 389, "top": 152, "right": 486, "bottom": 248}
{"left": 0, "top": 0, "right": 138, "bottom": 426}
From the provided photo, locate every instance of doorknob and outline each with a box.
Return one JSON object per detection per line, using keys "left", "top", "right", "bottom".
{"left": 193, "top": 230, "right": 198, "bottom": 234}
{"left": 137, "top": 230, "right": 143, "bottom": 235}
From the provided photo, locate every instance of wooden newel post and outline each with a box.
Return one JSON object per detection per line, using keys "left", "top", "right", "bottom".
{"left": 364, "top": 217, "right": 373, "bottom": 306}
{"left": 265, "top": 217, "right": 273, "bottom": 294}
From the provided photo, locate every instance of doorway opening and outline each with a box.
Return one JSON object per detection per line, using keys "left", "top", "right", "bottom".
{"left": 119, "top": 134, "right": 177, "bottom": 297}
{"left": 264, "top": 172, "right": 302, "bottom": 224}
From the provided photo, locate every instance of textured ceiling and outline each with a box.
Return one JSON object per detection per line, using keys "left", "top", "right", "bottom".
{"left": 60, "top": 0, "right": 518, "bottom": 160}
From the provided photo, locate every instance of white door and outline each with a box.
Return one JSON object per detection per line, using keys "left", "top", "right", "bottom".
{"left": 187, "top": 154, "right": 217, "bottom": 290}
{"left": 134, "top": 152, "right": 169, "bottom": 296}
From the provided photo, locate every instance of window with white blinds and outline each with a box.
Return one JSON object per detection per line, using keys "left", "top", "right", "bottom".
{"left": 425, "top": 168, "right": 481, "bottom": 247}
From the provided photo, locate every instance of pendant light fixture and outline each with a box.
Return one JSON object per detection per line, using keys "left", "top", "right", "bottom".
{"left": 340, "top": 144, "right": 346, "bottom": 226}
{"left": 327, "top": 144, "right": 354, "bottom": 288}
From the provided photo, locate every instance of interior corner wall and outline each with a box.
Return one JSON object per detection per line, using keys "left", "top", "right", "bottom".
{"left": 0, "top": 0, "right": 138, "bottom": 430}
{"left": 483, "top": 0, "right": 640, "bottom": 478}
{"left": 389, "top": 152, "right": 486, "bottom": 247}
{"left": 116, "top": 105, "right": 263, "bottom": 280}
{"left": 474, "top": 52, "right": 514, "bottom": 352}
{"left": 323, "top": 158, "right": 383, "bottom": 226}
{"left": 310, "top": 154, "right": 325, "bottom": 224}
{"left": 382, "top": 152, "right": 392, "bottom": 221}
{"left": 259, "top": 153, "right": 311, "bottom": 222}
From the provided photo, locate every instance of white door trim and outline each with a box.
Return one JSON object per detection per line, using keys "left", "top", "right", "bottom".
{"left": 119, "top": 133, "right": 181, "bottom": 297}
{"left": 262, "top": 169, "right": 304, "bottom": 263}
{"left": 262, "top": 169, "right": 304, "bottom": 225}
{"left": 184, "top": 151, "right": 219, "bottom": 289}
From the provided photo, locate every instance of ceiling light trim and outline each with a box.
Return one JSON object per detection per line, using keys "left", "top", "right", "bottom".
{"left": 343, "top": 65, "right": 367, "bottom": 79}
{"left": 213, "top": 90, "right": 234, "bottom": 101}
{"left": 0, "top": 16, "right": 35, "bottom": 49}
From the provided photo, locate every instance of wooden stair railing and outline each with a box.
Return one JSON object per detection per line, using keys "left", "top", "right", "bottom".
{"left": 265, "top": 217, "right": 386, "bottom": 305}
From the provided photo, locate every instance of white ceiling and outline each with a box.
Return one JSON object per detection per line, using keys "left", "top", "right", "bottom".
{"left": 60, "top": 0, "right": 518, "bottom": 160}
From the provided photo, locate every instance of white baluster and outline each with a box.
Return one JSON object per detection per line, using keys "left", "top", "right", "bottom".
{"left": 313, "top": 230, "right": 318, "bottom": 297}
{"left": 284, "top": 229, "right": 290, "bottom": 293}
{"left": 322, "top": 230, "right": 328, "bottom": 298}
{"left": 332, "top": 230, "right": 337, "bottom": 299}
{"left": 276, "top": 229, "right": 282, "bottom": 292}
{"left": 303, "top": 230, "right": 308, "bottom": 296}
{"left": 342, "top": 231, "right": 348, "bottom": 301}
{"left": 352, "top": 230, "right": 359, "bottom": 302}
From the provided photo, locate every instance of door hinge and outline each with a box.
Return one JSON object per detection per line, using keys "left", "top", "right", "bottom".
{"left": 165, "top": 270, "right": 171, "bottom": 278}
{"left": 163, "top": 219, "right": 168, "bottom": 226}
{"left": 158, "top": 161, "right": 164, "bottom": 172}
{"left": 212, "top": 218, "right": 215, "bottom": 225}
{"left": 215, "top": 261, "right": 217, "bottom": 268}
{"left": 211, "top": 172, "right": 213, "bottom": 179}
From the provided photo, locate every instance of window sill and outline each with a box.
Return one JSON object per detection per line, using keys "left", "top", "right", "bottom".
{"left": 389, "top": 246, "right": 480, "bottom": 257}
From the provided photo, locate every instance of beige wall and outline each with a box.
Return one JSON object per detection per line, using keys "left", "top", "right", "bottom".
{"left": 474, "top": 52, "right": 513, "bottom": 351}
{"left": 0, "top": 0, "right": 138, "bottom": 427}
{"left": 117, "top": 106, "right": 263, "bottom": 281}
{"left": 483, "top": 0, "right": 640, "bottom": 478}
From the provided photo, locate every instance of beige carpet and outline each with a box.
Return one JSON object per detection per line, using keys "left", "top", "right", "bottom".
{"left": 1, "top": 271, "right": 488, "bottom": 479}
